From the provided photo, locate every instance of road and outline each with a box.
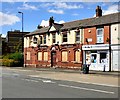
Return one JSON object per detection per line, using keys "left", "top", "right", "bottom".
{"left": 2, "top": 67, "right": 119, "bottom": 98}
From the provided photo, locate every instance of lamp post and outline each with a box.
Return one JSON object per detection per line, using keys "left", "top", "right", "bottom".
{"left": 18, "top": 11, "right": 24, "bottom": 52}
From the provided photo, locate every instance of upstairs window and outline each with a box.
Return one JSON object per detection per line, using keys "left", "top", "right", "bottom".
{"left": 40, "top": 36, "right": 43, "bottom": 44}
{"left": 75, "top": 31, "right": 80, "bottom": 42}
{"left": 97, "top": 28, "right": 104, "bottom": 43}
{"left": 52, "top": 34, "right": 56, "bottom": 44}
{"left": 63, "top": 33, "right": 67, "bottom": 43}
{"left": 33, "top": 37, "right": 37, "bottom": 44}
{"left": 43, "top": 35, "right": 46, "bottom": 44}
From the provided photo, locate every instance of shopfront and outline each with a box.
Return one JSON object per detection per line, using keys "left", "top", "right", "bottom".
{"left": 82, "top": 44, "right": 109, "bottom": 71}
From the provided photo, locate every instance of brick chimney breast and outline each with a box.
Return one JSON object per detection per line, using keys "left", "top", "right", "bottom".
{"left": 96, "top": 6, "right": 102, "bottom": 17}
{"left": 49, "top": 16, "right": 54, "bottom": 26}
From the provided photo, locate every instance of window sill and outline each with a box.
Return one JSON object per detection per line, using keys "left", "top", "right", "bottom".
{"left": 40, "top": 44, "right": 48, "bottom": 46}
{"left": 75, "top": 41, "right": 80, "bottom": 43}
{"left": 38, "top": 60, "right": 42, "bottom": 61}
{"left": 61, "top": 42, "right": 68, "bottom": 45}
{"left": 61, "top": 61, "right": 69, "bottom": 63}
{"left": 43, "top": 60, "right": 48, "bottom": 62}
{"left": 71, "top": 61, "right": 82, "bottom": 64}
{"left": 96, "top": 43, "right": 104, "bottom": 44}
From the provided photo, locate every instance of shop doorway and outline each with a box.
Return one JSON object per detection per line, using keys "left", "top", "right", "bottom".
{"left": 91, "top": 53, "right": 97, "bottom": 64}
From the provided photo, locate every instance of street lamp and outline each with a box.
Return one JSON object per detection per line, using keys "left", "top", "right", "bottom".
{"left": 18, "top": 11, "right": 23, "bottom": 32}
{"left": 18, "top": 11, "right": 24, "bottom": 52}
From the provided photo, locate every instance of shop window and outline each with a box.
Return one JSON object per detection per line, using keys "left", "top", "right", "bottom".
{"left": 75, "top": 51, "right": 80, "bottom": 62}
{"left": 26, "top": 52, "right": 30, "bottom": 60}
{"left": 100, "top": 52, "right": 107, "bottom": 63}
{"left": 62, "top": 51, "right": 68, "bottom": 62}
{"left": 91, "top": 54, "right": 97, "bottom": 63}
{"left": 38, "top": 52, "right": 42, "bottom": 61}
{"left": 75, "top": 31, "right": 80, "bottom": 42}
{"left": 52, "top": 34, "right": 56, "bottom": 43}
{"left": 63, "top": 33, "right": 67, "bottom": 43}
{"left": 97, "top": 28, "right": 104, "bottom": 43}
{"left": 44, "top": 52, "right": 48, "bottom": 61}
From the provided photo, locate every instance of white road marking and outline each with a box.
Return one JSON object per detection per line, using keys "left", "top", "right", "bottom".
{"left": 2, "top": 73, "right": 20, "bottom": 77}
{"left": 58, "top": 84, "right": 115, "bottom": 94}
{"left": 42, "top": 80, "right": 56, "bottom": 83}
{"left": 28, "top": 77, "right": 56, "bottom": 83}
{"left": 28, "top": 75, "right": 119, "bottom": 87}
{"left": 22, "top": 79, "right": 39, "bottom": 82}
{"left": 77, "top": 81, "right": 120, "bottom": 88}
{"left": 22, "top": 78, "right": 56, "bottom": 83}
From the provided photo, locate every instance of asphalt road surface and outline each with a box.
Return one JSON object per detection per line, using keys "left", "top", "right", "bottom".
{"left": 2, "top": 68, "right": 119, "bottom": 98}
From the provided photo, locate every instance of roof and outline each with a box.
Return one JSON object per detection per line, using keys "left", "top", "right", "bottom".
{"left": 52, "top": 23, "right": 63, "bottom": 31}
{"left": 61, "top": 18, "right": 94, "bottom": 30}
{"left": 80, "top": 12, "right": 120, "bottom": 27}
{"left": 26, "top": 12, "right": 120, "bottom": 36}
{"left": 26, "top": 26, "right": 50, "bottom": 36}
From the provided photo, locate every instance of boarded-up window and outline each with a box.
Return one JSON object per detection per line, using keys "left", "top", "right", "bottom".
{"left": 75, "top": 51, "right": 80, "bottom": 62}
{"left": 38, "top": 52, "right": 42, "bottom": 61}
{"left": 62, "top": 51, "right": 68, "bottom": 62}
{"left": 44, "top": 52, "right": 48, "bottom": 61}
{"left": 26, "top": 52, "right": 30, "bottom": 60}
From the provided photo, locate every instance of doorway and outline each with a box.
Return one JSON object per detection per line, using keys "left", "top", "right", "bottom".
{"left": 51, "top": 51, "right": 56, "bottom": 67}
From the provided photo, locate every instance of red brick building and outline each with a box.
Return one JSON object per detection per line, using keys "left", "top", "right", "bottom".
{"left": 82, "top": 6, "right": 120, "bottom": 71}
{"left": 24, "top": 6, "right": 120, "bottom": 71}
{"left": 24, "top": 18, "right": 85, "bottom": 69}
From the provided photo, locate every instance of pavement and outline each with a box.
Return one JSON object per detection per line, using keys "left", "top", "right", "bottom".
{"left": 7, "top": 66, "right": 120, "bottom": 77}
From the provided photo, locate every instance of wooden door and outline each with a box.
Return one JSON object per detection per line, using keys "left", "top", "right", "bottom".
{"left": 51, "top": 51, "right": 56, "bottom": 67}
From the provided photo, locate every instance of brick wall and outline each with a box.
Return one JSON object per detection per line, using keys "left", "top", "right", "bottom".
{"left": 84, "top": 26, "right": 110, "bottom": 45}
{"left": 24, "top": 44, "right": 83, "bottom": 70}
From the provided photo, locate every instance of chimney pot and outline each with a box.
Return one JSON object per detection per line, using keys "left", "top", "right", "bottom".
{"left": 49, "top": 16, "right": 54, "bottom": 26}
{"left": 96, "top": 6, "right": 102, "bottom": 17}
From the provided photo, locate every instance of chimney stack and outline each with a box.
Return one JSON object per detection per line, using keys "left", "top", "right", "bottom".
{"left": 96, "top": 6, "right": 102, "bottom": 17}
{"left": 49, "top": 16, "right": 54, "bottom": 26}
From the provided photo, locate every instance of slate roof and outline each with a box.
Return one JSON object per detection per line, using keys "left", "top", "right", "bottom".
{"left": 26, "top": 26, "right": 50, "bottom": 36}
{"left": 25, "top": 12, "right": 120, "bottom": 36}
{"left": 61, "top": 18, "right": 93, "bottom": 31}
{"left": 52, "top": 23, "right": 63, "bottom": 31}
{"left": 80, "top": 12, "right": 120, "bottom": 27}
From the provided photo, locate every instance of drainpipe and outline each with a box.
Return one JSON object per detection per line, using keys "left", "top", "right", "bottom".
{"left": 109, "top": 25, "right": 111, "bottom": 72}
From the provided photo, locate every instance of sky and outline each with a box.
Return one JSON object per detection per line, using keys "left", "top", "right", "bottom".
{"left": 0, "top": 1, "right": 119, "bottom": 37}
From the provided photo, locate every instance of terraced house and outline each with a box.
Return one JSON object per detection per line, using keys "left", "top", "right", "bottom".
{"left": 82, "top": 6, "right": 120, "bottom": 71}
{"left": 24, "top": 6, "right": 120, "bottom": 71}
